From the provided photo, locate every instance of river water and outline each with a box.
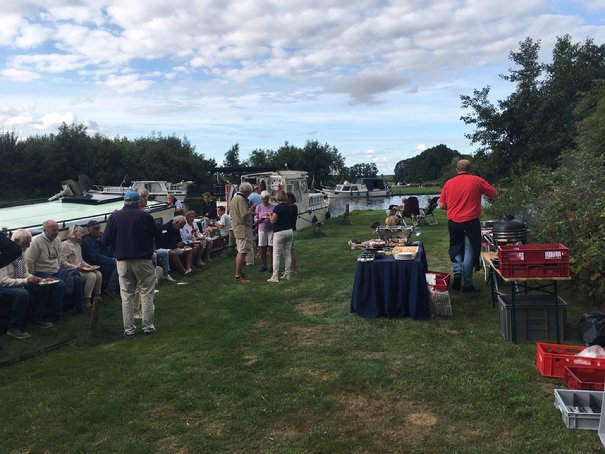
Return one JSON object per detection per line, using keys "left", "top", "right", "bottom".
{"left": 327, "top": 194, "right": 439, "bottom": 218}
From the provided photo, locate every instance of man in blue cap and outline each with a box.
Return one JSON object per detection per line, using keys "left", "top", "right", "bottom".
{"left": 102, "top": 191, "right": 162, "bottom": 336}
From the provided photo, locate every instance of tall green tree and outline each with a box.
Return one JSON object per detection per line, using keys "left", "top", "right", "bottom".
{"left": 347, "top": 163, "right": 378, "bottom": 181}
{"left": 394, "top": 144, "right": 460, "bottom": 183}
{"left": 461, "top": 36, "right": 605, "bottom": 180}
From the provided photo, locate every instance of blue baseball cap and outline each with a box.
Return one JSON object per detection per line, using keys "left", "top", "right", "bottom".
{"left": 124, "top": 191, "right": 140, "bottom": 202}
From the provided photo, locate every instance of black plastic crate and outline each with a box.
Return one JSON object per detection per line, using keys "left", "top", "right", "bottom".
{"left": 498, "top": 294, "right": 567, "bottom": 342}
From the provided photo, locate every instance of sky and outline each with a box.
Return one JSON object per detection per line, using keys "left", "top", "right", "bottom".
{"left": 1, "top": 1, "right": 605, "bottom": 175}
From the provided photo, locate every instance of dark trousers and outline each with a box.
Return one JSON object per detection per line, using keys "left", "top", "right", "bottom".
{"left": 33, "top": 273, "right": 65, "bottom": 321}
{"left": 0, "top": 287, "right": 29, "bottom": 330}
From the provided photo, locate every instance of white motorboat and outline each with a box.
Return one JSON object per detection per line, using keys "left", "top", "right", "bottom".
{"left": 239, "top": 170, "right": 329, "bottom": 230}
{"left": 322, "top": 177, "right": 391, "bottom": 198}
{"left": 89, "top": 180, "right": 194, "bottom": 202}
{"left": 0, "top": 192, "right": 174, "bottom": 241}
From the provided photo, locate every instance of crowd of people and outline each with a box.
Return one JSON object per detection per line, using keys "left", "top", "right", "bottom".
{"left": 0, "top": 185, "right": 300, "bottom": 340}
{"left": 230, "top": 183, "right": 298, "bottom": 284}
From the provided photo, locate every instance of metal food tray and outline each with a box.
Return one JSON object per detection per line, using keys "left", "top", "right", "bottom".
{"left": 375, "top": 226, "right": 413, "bottom": 242}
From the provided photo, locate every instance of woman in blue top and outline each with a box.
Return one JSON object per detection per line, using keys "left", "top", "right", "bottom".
{"left": 267, "top": 190, "right": 294, "bottom": 282}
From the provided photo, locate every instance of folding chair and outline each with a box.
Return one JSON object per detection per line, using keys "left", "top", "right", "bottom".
{"left": 417, "top": 197, "right": 439, "bottom": 226}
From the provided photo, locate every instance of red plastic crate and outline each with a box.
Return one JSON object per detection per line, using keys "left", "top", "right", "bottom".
{"left": 536, "top": 342, "right": 605, "bottom": 378}
{"left": 426, "top": 271, "right": 450, "bottom": 292}
{"left": 564, "top": 366, "right": 605, "bottom": 391}
{"left": 498, "top": 243, "right": 570, "bottom": 278}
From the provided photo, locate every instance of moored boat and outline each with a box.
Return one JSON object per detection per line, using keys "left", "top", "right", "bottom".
{"left": 0, "top": 192, "right": 174, "bottom": 240}
{"left": 322, "top": 177, "right": 391, "bottom": 198}
{"left": 89, "top": 180, "right": 194, "bottom": 202}
{"left": 239, "top": 170, "right": 329, "bottom": 230}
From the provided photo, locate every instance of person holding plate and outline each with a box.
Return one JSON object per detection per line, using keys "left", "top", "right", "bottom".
{"left": 25, "top": 219, "right": 68, "bottom": 320}
{"left": 60, "top": 225, "right": 102, "bottom": 311}
{"left": 158, "top": 215, "right": 194, "bottom": 276}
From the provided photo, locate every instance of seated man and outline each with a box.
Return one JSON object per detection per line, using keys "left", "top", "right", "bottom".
{"left": 158, "top": 215, "right": 194, "bottom": 276}
{"left": 199, "top": 192, "right": 218, "bottom": 229}
{"left": 214, "top": 205, "right": 231, "bottom": 238}
{"left": 1, "top": 229, "right": 58, "bottom": 335}
{"left": 167, "top": 193, "right": 183, "bottom": 209}
{"left": 24, "top": 220, "right": 69, "bottom": 320}
{"left": 82, "top": 220, "right": 118, "bottom": 294}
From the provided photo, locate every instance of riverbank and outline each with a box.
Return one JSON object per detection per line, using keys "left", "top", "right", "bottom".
{"left": 0, "top": 209, "right": 596, "bottom": 452}
{"left": 390, "top": 184, "right": 441, "bottom": 195}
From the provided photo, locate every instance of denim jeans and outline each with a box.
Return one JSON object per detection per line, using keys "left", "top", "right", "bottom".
{"left": 0, "top": 286, "right": 30, "bottom": 330}
{"left": 155, "top": 249, "right": 171, "bottom": 273}
{"left": 452, "top": 236, "right": 474, "bottom": 288}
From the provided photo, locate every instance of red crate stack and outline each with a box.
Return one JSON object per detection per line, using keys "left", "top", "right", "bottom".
{"left": 498, "top": 243, "right": 570, "bottom": 278}
{"left": 564, "top": 366, "right": 605, "bottom": 391}
{"left": 536, "top": 342, "right": 605, "bottom": 378}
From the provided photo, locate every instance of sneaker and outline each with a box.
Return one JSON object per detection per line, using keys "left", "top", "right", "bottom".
{"left": 196, "top": 260, "right": 206, "bottom": 266}
{"left": 32, "top": 320, "right": 53, "bottom": 329}
{"left": 348, "top": 240, "right": 356, "bottom": 251}
{"left": 143, "top": 328, "right": 156, "bottom": 336}
{"left": 184, "top": 269, "right": 193, "bottom": 277}
{"left": 234, "top": 276, "right": 250, "bottom": 284}
{"left": 6, "top": 328, "right": 31, "bottom": 340}
{"left": 267, "top": 276, "right": 279, "bottom": 283}
{"left": 462, "top": 285, "right": 481, "bottom": 293}
{"left": 124, "top": 331, "right": 136, "bottom": 338}
{"left": 164, "top": 274, "right": 175, "bottom": 282}
{"left": 452, "top": 274, "right": 462, "bottom": 291}
{"left": 280, "top": 273, "right": 290, "bottom": 280}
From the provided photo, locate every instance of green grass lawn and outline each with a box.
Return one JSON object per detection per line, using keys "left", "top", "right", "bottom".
{"left": 0, "top": 210, "right": 601, "bottom": 452}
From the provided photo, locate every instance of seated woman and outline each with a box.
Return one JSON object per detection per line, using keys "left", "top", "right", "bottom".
{"left": 158, "top": 215, "right": 194, "bottom": 276}
{"left": 60, "top": 225, "right": 102, "bottom": 311}
{"left": 181, "top": 211, "right": 210, "bottom": 266}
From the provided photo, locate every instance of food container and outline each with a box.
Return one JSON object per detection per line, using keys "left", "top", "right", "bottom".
{"left": 392, "top": 245, "right": 419, "bottom": 260}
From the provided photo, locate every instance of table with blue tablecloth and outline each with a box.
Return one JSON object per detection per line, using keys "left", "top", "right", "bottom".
{"left": 350, "top": 242, "right": 430, "bottom": 320}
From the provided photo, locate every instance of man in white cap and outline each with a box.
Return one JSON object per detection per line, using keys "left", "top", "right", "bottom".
{"left": 102, "top": 191, "right": 162, "bottom": 336}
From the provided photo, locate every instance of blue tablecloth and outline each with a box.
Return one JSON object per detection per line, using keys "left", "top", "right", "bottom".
{"left": 350, "top": 242, "right": 430, "bottom": 320}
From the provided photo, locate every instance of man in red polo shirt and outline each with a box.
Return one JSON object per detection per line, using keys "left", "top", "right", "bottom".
{"left": 440, "top": 159, "right": 497, "bottom": 292}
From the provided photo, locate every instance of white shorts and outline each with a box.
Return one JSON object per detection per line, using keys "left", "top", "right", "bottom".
{"left": 258, "top": 230, "right": 273, "bottom": 247}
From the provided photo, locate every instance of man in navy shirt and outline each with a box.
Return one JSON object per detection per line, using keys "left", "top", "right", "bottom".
{"left": 82, "top": 220, "right": 118, "bottom": 294}
{"left": 102, "top": 191, "right": 162, "bottom": 336}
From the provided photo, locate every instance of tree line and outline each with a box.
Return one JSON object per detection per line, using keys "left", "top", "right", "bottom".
{"left": 0, "top": 126, "right": 382, "bottom": 202}
{"left": 0, "top": 125, "right": 215, "bottom": 201}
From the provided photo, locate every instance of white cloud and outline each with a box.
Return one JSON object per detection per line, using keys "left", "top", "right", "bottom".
{"left": 15, "top": 23, "right": 51, "bottom": 48}
{"left": 36, "top": 112, "right": 77, "bottom": 130}
{"left": 0, "top": 67, "right": 41, "bottom": 81}
{"left": 0, "top": 14, "right": 26, "bottom": 45}
{"left": 104, "top": 74, "right": 154, "bottom": 93}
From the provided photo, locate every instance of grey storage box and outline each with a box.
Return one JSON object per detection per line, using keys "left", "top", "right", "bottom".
{"left": 554, "top": 389, "right": 603, "bottom": 430}
{"left": 498, "top": 293, "right": 567, "bottom": 342}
